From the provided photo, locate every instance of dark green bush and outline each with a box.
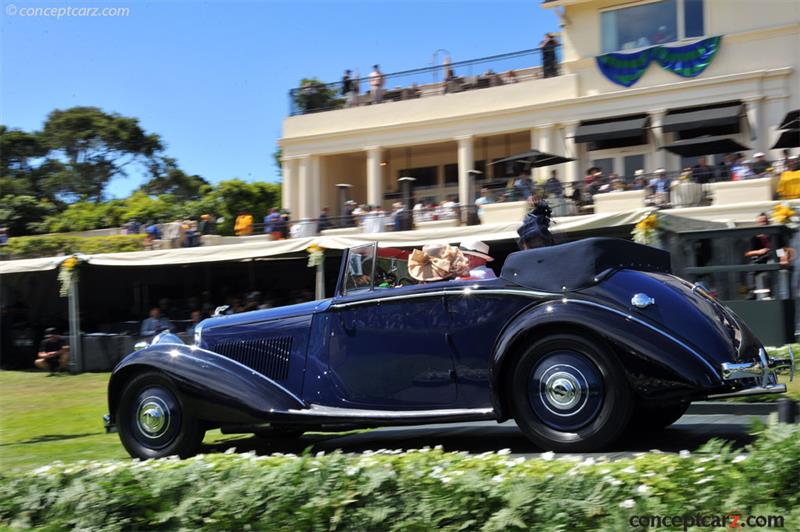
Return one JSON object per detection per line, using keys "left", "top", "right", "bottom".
{"left": 0, "top": 425, "right": 798, "bottom": 531}
{"left": 4, "top": 234, "right": 146, "bottom": 259}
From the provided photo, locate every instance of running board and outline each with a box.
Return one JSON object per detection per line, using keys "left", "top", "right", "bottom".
{"left": 276, "top": 405, "right": 497, "bottom": 424}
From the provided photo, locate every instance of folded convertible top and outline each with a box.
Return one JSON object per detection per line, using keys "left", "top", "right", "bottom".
{"left": 500, "top": 237, "right": 671, "bottom": 292}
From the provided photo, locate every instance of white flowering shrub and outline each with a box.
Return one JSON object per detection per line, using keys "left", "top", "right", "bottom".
{"left": 0, "top": 425, "right": 798, "bottom": 530}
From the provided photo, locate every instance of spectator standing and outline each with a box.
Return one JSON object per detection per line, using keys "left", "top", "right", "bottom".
{"left": 540, "top": 33, "right": 559, "bottom": 78}
{"left": 751, "top": 152, "right": 772, "bottom": 175}
{"left": 649, "top": 168, "right": 671, "bottom": 206}
{"left": 544, "top": 170, "right": 564, "bottom": 197}
{"left": 0, "top": 227, "right": 8, "bottom": 245}
{"left": 140, "top": 307, "right": 173, "bottom": 337}
{"left": 34, "top": 327, "right": 70, "bottom": 374}
{"left": 279, "top": 210, "right": 291, "bottom": 239}
{"left": 777, "top": 156, "right": 800, "bottom": 199}
{"left": 163, "top": 219, "right": 182, "bottom": 248}
{"left": 692, "top": 157, "right": 714, "bottom": 184}
{"left": 318, "top": 207, "right": 333, "bottom": 231}
{"left": 368, "top": 64, "right": 384, "bottom": 104}
{"left": 264, "top": 208, "right": 281, "bottom": 238}
{"left": 234, "top": 211, "right": 253, "bottom": 236}
{"left": 144, "top": 221, "right": 160, "bottom": 249}
{"left": 125, "top": 218, "right": 141, "bottom": 235}
{"left": 514, "top": 169, "right": 534, "bottom": 201}
{"left": 342, "top": 69, "right": 357, "bottom": 107}
{"left": 198, "top": 214, "right": 215, "bottom": 235}
{"left": 775, "top": 149, "right": 793, "bottom": 174}
{"left": 506, "top": 70, "right": 518, "bottom": 84}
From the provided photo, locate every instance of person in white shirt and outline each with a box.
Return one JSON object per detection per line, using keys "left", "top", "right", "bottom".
{"left": 368, "top": 64, "right": 384, "bottom": 104}
{"left": 458, "top": 240, "right": 496, "bottom": 280}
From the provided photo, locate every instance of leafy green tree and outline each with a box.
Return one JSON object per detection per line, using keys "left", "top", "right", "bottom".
{"left": 140, "top": 157, "right": 211, "bottom": 201}
{"left": 206, "top": 179, "right": 281, "bottom": 234}
{"left": 293, "top": 77, "right": 341, "bottom": 114}
{"left": 41, "top": 200, "right": 126, "bottom": 233}
{"left": 119, "top": 191, "right": 180, "bottom": 225}
{"left": 41, "top": 107, "right": 163, "bottom": 202}
{"left": 0, "top": 195, "right": 57, "bottom": 236}
{"left": 0, "top": 126, "right": 51, "bottom": 199}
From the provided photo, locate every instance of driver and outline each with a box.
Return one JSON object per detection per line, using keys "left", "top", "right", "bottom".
{"left": 457, "top": 240, "right": 496, "bottom": 280}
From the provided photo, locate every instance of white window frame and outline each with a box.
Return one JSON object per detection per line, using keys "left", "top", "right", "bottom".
{"left": 599, "top": 0, "right": 706, "bottom": 54}
{"left": 590, "top": 145, "right": 651, "bottom": 179}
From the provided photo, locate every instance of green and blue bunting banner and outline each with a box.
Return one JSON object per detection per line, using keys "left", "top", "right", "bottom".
{"left": 596, "top": 36, "right": 722, "bottom": 88}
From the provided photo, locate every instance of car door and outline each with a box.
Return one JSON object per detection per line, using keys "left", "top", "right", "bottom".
{"left": 325, "top": 244, "right": 457, "bottom": 408}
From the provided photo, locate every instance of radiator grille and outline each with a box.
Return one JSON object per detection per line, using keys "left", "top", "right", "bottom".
{"left": 214, "top": 336, "right": 292, "bottom": 380}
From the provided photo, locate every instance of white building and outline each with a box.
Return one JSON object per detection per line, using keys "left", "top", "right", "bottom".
{"left": 280, "top": 0, "right": 800, "bottom": 221}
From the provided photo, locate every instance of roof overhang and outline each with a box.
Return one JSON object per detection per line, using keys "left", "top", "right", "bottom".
{"left": 660, "top": 135, "right": 750, "bottom": 157}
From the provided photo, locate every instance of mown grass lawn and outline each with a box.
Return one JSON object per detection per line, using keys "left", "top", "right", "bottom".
{"left": 0, "top": 371, "right": 241, "bottom": 472}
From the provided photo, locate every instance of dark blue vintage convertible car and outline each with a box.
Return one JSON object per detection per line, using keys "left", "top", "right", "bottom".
{"left": 106, "top": 238, "right": 795, "bottom": 459}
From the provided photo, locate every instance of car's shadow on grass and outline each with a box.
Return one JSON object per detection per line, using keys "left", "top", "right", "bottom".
{"left": 1, "top": 432, "right": 101, "bottom": 446}
{"left": 200, "top": 418, "right": 759, "bottom": 458}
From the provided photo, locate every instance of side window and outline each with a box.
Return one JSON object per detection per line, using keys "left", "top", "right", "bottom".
{"left": 344, "top": 243, "right": 376, "bottom": 293}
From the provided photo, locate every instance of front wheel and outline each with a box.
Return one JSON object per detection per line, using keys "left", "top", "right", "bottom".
{"left": 509, "top": 334, "right": 632, "bottom": 452}
{"left": 117, "top": 371, "right": 205, "bottom": 459}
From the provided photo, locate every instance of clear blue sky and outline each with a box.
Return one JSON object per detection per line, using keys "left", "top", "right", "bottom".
{"left": 1, "top": 0, "right": 558, "bottom": 198}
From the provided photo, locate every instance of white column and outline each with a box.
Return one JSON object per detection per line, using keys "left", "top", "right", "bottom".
{"left": 650, "top": 109, "right": 667, "bottom": 171}
{"left": 562, "top": 121, "right": 580, "bottom": 185}
{"left": 536, "top": 124, "right": 554, "bottom": 182}
{"left": 281, "top": 158, "right": 296, "bottom": 211}
{"left": 298, "top": 155, "right": 320, "bottom": 220}
{"left": 745, "top": 97, "right": 766, "bottom": 154}
{"left": 456, "top": 135, "right": 474, "bottom": 206}
{"left": 366, "top": 146, "right": 383, "bottom": 207}
{"left": 529, "top": 128, "right": 539, "bottom": 150}
{"left": 766, "top": 96, "right": 789, "bottom": 160}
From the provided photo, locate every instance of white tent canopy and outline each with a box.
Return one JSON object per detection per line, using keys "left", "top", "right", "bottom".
{"left": 0, "top": 208, "right": 654, "bottom": 275}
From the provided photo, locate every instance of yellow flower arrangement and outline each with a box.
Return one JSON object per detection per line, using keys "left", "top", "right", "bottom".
{"left": 58, "top": 255, "right": 80, "bottom": 297}
{"left": 306, "top": 244, "right": 325, "bottom": 268}
{"left": 632, "top": 213, "right": 659, "bottom": 246}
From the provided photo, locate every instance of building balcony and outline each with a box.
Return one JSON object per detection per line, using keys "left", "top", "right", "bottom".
{"left": 282, "top": 46, "right": 574, "bottom": 143}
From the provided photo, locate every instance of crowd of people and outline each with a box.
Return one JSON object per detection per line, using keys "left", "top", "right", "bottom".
{"left": 123, "top": 215, "right": 216, "bottom": 249}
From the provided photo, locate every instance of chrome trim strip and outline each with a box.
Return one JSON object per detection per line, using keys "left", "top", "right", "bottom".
{"left": 330, "top": 287, "right": 556, "bottom": 309}
{"left": 286, "top": 405, "right": 496, "bottom": 419}
{"left": 707, "top": 384, "right": 786, "bottom": 399}
{"left": 721, "top": 361, "right": 765, "bottom": 380}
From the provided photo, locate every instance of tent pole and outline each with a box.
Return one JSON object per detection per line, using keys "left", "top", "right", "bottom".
{"left": 68, "top": 272, "right": 82, "bottom": 373}
{"left": 315, "top": 259, "right": 325, "bottom": 300}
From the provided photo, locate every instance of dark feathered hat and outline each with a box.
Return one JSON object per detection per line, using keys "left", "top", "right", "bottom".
{"left": 517, "top": 200, "right": 555, "bottom": 249}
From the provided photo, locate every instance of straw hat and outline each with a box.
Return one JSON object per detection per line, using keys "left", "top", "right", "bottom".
{"left": 408, "top": 244, "right": 470, "bottom": 281}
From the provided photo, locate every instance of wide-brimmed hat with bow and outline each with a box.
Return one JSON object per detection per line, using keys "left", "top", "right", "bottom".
{"left": 408, "top": 243, "right": 471, "bottom": 281}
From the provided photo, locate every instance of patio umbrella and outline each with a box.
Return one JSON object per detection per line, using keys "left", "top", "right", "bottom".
{"left": 772, "top": 129, "right": 800, "bottom": 149}
{"left": 660, "top": 135, "right": 750, "bottom": 157}
{"left": 490, "top": 149, "right": 574, "bottom": 168}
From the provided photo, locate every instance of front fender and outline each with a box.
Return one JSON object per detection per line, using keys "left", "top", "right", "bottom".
{"left": 489, "top": 298, "right": 724, "bottom": 418}
{"left": 107, "top": 344, "right": 306, "bottom": 426}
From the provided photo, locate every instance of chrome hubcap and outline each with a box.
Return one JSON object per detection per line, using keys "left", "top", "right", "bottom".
{"left": 544, "top": 373, "right": 582, "bottom": 410}
{"left": 136, "top": 396, "right": 170, "bottom": 438}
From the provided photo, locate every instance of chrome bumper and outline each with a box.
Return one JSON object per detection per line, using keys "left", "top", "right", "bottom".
{"left": 721, "top": 347, "right": 795, "bottom": 385}
{"left": 712, "top": 347, "right": 795, "bottom": 399}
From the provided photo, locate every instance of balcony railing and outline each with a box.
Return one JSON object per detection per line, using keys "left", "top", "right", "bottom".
{"left": 287, "top": 45, "right": 562, "bottom": 116}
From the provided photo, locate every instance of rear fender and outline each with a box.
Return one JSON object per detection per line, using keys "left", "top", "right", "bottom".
{"left": 107, "top": 344, "right": 306, "bottom": 426}
{"left": 490, "top": 299, "right": 724, "bottom": 419}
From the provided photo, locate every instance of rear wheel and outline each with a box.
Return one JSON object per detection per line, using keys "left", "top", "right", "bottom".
{"left": 509, "top": 334, "right": 632, "bottom": 452}
{"left": 117, "top": 371, "right": 205, "bottom": 459}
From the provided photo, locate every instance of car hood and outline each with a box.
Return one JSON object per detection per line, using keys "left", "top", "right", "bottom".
{"left": 197, "top": 299, "right": 331, "bottom": 337}
{"left": 581, "top": 270, "right": 762, "bottom": 366}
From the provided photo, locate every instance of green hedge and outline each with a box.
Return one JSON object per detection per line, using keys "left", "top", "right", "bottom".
{"left": 2, "top": 234, "right": 146, "bottom": 259}
{"left": 1, "top": 425, "right": 798, "bottom": 531}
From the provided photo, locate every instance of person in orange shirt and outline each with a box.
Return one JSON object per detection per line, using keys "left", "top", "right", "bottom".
{"left": 234, "top": 211, "right": 254, "bottom": 236}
